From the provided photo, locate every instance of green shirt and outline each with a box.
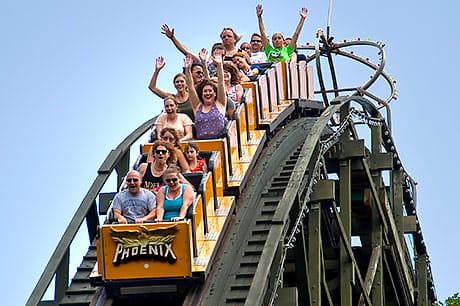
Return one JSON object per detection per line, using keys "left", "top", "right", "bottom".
{"left": 176, "top": 98, "right": 194, "bottom": 121}
{"left": 264, "top": 44, "right": 295, "bottom": 62}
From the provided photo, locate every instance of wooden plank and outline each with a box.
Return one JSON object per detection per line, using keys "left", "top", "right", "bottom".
{"left": 299, "top": 61, "right": 308, "bottom": 100}
{"left": 267, "top": 68, "right": 278, "bottom": 112}
{"left": 307, "top": 65, "right": 315, "bottom": 100}
{"left": 274, "top": 62, "right": 286, "bottom": 103}
{"left": 236, "top": 102, "right": 249, "bottom": 149}
{"left": 241, "top": 84, "right": 257, "bottom": 131}
{"left": 289, "top": 61, "right": 299, "bottom": 100}
{"left": 258, "top": 74, "right": 270, "bottom": 120}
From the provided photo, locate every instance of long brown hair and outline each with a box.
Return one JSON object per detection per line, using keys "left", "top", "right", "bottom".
{"left": 223, "top": 62, "right": 241, "bottom": 85}
{"left": 151, "top": 140, "right": 176, "bottom": 164}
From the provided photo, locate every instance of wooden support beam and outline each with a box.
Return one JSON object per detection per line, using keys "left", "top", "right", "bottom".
{"left": 403, "top": 216, "right": 417, "bottom": 233}
{"left": 278, "top": 287, "right": 299, "bottom": 306}
{"left": 392, "top": 170, "right": 405, "bottom": 244}
{"left": 329, "top": 139, "right": 367, "bottom": 159}
{"left": 370, "top": 153, "right": 393, "bottom": 171}
{"left": 311, "top": 180, "right": 335, "bottom": 202}
{"left": 339, "top": 158, "right": 353, "bottom": 306}
{"left": 308, "top": 203, "right": 322, "bottom": 306}
{"left": 416, "top": 253, "right": 429, "bottom": 306}
{"left": 358, "top": 245, "right": 382, "bottom": 306}
{"left": 332, "top": 200, "right": 372, "bottom": 305}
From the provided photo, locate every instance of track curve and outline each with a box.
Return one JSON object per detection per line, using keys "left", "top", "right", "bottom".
{"left": 196, "top": 116, "right": 332, "bottom": 305}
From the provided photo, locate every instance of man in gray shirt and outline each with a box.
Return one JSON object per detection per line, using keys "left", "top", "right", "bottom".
{"left": 112, "top": 170, "right": 157, "bottom": 224}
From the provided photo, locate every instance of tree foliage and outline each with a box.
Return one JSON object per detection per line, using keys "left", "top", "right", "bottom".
{"left": 436, "top": 292, "right": 460, "bottom": 306}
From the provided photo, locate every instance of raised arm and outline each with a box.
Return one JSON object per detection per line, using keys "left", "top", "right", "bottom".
{"left": 161, "top": 24, "right": 199, "bottom": 62}
{"left": 256, "top": 5, "right": 269, "bottom": 49}
{"left": 148, "top": 57, "right": 172, "bottom": 98}
{"left": 184, "top": 55, "right": 201, "bottom": 113}
{"left": 199, "top": 48, "right": 210, "bottom": 79}
{"left": 214, "top": 54, "right": 227, "bottom": 111}
{"left": 289, "top": 8, "right": 308, "bottom": 49}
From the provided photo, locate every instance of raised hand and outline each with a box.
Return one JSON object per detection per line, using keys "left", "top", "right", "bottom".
{"left": 256, "top": 4, "right": 263, "bottom": 17}
{"left": 199, "top": 48, "right": 208, "bottom": 63}
{"left": 161, "top": 24, "right": 174, "bottom": 38}
{"left": 155, "top": 56, "right": 166, "bottom": 70}
{"left": 213, "top": 53, "right": 223, "bottom": 65}
{"left": 300, "top": 8, "right": 308, "bottom": 19}
{"left": 184, "top": 54, "right": 193, "bottom": 69}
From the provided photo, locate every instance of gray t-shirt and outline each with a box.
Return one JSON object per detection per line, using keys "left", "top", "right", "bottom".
{"left": 112, "top": 188, "right": 157, "bottom": 223}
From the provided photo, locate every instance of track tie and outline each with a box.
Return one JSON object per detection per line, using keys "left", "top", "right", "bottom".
{"left": 231, "top": 284, "right": 251, "bottom": 291}
{"left": 252, "top": 228, "right": 269, "bottom": 235}
{"left": 235, "top": 272, "right": 255, "bottom": 279}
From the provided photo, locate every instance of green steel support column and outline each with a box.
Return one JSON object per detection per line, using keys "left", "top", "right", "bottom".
{"left": 115, "top": 150, "right": 130, "bottom": 188}
{"left": 339, "top": 158, "right": 353, "bottom": 306}
{"left": 392, "top": 170, "right": 405, "bottom": 249}
{"left": 54, "top": 248, "right": 69, "bottom": 303}
{"left": 416, "top": 253, "right": 428, "bottom": 306}
{"left": 308, "top": 202, "right": 321, "bottom": 305}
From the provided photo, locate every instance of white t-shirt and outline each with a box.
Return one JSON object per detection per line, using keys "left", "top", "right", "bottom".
{"left": 250, "top": 51, "right": 267, "bottom": 64}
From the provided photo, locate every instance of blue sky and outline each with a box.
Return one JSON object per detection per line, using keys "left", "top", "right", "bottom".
{"left": 1, "top": 1, "right": 458, "bottom": 304}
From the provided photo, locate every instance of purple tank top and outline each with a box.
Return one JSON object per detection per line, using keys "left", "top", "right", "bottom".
{"left": 195, "top": 103, "right": 227, "bottom": 139}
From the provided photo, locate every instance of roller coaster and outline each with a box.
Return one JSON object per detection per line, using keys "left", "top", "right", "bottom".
{"left": 27, "top": 31, "right": 437, "bottom": 305}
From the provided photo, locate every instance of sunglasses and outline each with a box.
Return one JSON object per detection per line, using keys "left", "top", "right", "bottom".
{"left": 126, "top": 178, "right": 139, "bottom": 183}
{"left": 165, "top": 178, "right": 179, "bottom": 183}
{"left": 194, "top": 71, "right": 204, "bottom": 75}
{"left": 251, "top": 40, "right": 261, "bottom": 43}
{"left": 155, "top": 149, "right": 168, "bottom": 154}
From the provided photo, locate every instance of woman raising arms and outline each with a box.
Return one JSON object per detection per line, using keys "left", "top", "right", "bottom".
{"left": 148, "top": 56, "right": 195, "bottom": 120}
{"left": 185, "top": 54, "right": 227, "bottom": 140}
{"left": 256, "top": 4, "right": 308, "bottom": 62}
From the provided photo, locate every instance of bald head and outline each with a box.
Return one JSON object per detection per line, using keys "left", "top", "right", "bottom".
{"left": 126, "top": 170, "right": 142, "bottom": 194}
